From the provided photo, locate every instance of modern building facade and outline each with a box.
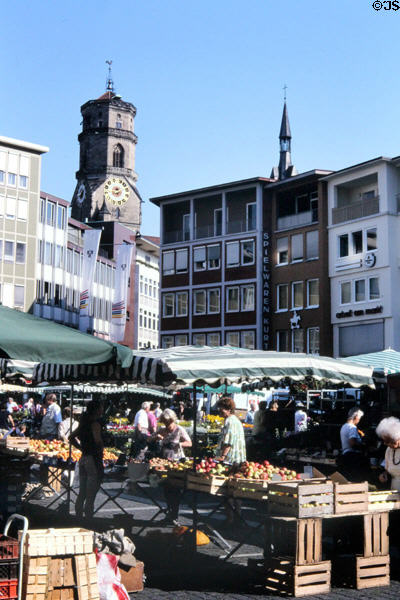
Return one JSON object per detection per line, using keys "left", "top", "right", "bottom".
{"left": 325, "top": 156, "right": 400, "bottom": 357}
{"left": 134, "top": 235, "right": 160, "bottom": 349}
{"left": 0, "top": 136, "right": 49, "bottom": 312}
{"left": 151, "top": 176, "right": 271, "bottom": 349}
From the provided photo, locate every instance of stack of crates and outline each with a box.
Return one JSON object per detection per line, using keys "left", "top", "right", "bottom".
{"left": 0, "top": 457, "right": 29, "bottom": 520}
{"left": 0, "top": 533, "right": 19, "bottom": 600}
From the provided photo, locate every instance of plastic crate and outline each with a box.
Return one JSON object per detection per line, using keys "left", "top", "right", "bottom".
{"left": 0, "top": 537, "right": 18, "bottom": 562}
{"left": 0, "top": 578, "right": 17, "bottom": 599}
{"left": 0, "top": 563, "right": 18, "bottom": 581}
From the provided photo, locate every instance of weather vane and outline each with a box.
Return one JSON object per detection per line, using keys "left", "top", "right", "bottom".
{"left": 283, "top": 84, "right": 287, "bottom": 102}
{"left": 106, "top": 60, "right": 114, "bottom": 93}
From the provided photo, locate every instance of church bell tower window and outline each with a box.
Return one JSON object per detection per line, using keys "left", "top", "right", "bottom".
{"left": 113, "top": 144, "right": 124, "bottom": 168}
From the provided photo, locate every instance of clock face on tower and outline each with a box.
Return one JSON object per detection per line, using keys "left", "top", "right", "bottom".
{"left": 104, "top": 177, "right": 130, "bottom": 206}
{"left": 76, "top": 182, "right": 86, "bottom": 205}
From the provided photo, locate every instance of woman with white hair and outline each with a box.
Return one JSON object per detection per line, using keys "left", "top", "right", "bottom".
{"left": 376, "top": 417, "right": 400, "bottom": 490}
{"left": 157, "top": 408, "right": 192, "bottom": 460}
{"left": 339, "top": 407, "right": 367, "bottom": 481}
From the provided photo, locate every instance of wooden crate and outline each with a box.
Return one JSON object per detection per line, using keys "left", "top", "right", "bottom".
{"left": 47, "top": 590, "right": 75, "bottom": 600}
{"left": 74, "top": 553, "right": 100, "bottom": 600}
{"left": 166, "top": 470, "right": 187, "bottom": 488}
{"left": 264, "top": 557, "right": 331, "bottom": 597}
{"left": 186, "top": 472, "right": 229, "bottom": 496}
{"left": 0, "top": 436, "right": 30, "bottom": 450}
{"left": 265, "top": 517, "right": 322, "bottom": 565}
{"left": 363, "top": 512, "right": 389, "bottom": 557}
{"left": 22, "top": 556, "right": 51, "bottom": 600}
{"left": 49, "top": 557, "right": 75, "bottom": 588}
{"left": 119, "top": 561, "right": 145, "bottom": 593}
{"left": 334, "top": 482, "right": 368, "bottom": 515}
{"left": 20, "top": 527, "right": 93, "bottom": 557}
{"left": 268, "top": 481, "right": 333, "bottom": 518}
{"left": 356, "top": 555, "right": 390, "bottom": 589}
{"left": 228, "top": 478, "right": 268, "bottom": 501}
{"left": 368, "top": 489, "right": 400, "bottom": 512}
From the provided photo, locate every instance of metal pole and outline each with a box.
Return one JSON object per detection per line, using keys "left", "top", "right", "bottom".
{"left": 192, "top": 383, "right": 198, "bottom": 553}
{"left": 66, "top": 383, "right": 74, "bottom": 516}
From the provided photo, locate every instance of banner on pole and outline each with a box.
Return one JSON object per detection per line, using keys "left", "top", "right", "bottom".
{"left": 111, "top": 243, "right": 134, "bottom": 343}
{"left": 79, "top": 229, "right": 102, "bottom": 332}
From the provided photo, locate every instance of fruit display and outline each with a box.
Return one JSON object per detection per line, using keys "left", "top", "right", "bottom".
{"left": 234, "top": 461, "right": 301, "bottom": 482}
{"left": 29, "top": 439, "right": 119, "bottom": 463}
{"left": 195, "top": 458, "right": 231, "bottom": 477}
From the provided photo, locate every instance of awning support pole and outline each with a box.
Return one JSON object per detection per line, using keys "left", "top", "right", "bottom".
{"left": 192, "top": 382, "right": 198, "bottom": 554}
{"left": 66, "top": 383, "right": 74, "bottom": 516}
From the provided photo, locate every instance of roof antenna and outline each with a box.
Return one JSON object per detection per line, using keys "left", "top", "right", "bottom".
{"left": 106, "top": 60, "right": 114, "bottom": 93}
{"left": 283, "top": 83, "right": 287, "bottom": 103}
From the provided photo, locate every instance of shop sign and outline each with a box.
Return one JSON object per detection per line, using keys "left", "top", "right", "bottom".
{"left": 336, "top": 305, "right": 383, "bottom": 319}
{"left": 262, "top": 232, "right": 270, "bottom": 349}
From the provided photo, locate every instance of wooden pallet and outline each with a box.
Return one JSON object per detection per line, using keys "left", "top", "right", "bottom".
{"left": 264, "top": 557, "right": 331, "bottom": 597}
{"left": 265, "top": 517, "right": 322, "bottom": 565}
{"left": 368, "top": 489, "right": 400, "bottom": 512}
{"left": 22, "top": 556, "right": 51, "bottom": 600}
{"left": 334, "top": 482, "right": 368, "bottom": 515}
{"left": 228, "top": 478, "right": 268, "bottom": 501}
{"left": 363, "top": 512, "right": 389, "bottom": 557}
{"left": 186, "top": 472, "right": 229, "bottom": 496}
{"left": 268, "top": 481, "right": 333, "bottom": 518}
{"left": 20, "top": 527, "right": 94, "bottom": 557}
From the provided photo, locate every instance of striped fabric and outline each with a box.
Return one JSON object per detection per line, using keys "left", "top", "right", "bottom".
{"left": 0, "top": 345, "right": 374, "bottom": 389}
{"left": 345, "top": 348, "right": 400, "bottom": 376}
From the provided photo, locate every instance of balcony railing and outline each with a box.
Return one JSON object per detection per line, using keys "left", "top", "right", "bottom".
{"left": 163, "top": 230, "right": 190, "bottom": 244}
{"left": 226, "top": 219, "right": 256, "bottom": 234}
{"left": 332, "top": 196, "right": 379, "bottom": 224}
{"left": 277, "top": 209, "right": 317, "bottom": 231}
{"left": 195, "top": 224, "right": 218, "bottom": 240}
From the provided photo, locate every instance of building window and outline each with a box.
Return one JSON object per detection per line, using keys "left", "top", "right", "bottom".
{"left": 8, "top": 173, "right": 16, "bottom": 186}
{"left": 339, "top": 234, "right": 349, "bottom": 258}
{"left": 277, "top": 237, "right": 288, "bottom": 265}
{"left": 207, "top": 332, "right": 220, "bottom": 347}
{"left": 162, "top": 251, "right": 174, "bottom": 275}
{"left": 292, "top": 328, "right": 304, "bottom": 353}
{"left": 208, "top": 245, "right": 220, "bottom": 269}
{"left": 162, "top": 293, "right": 174, "bottom": 317}
{"left": 112, "top": 144, "right": 124, "bottom": 168}
{"left": 57, "top": 205, "right": 65, "bottom": 229}
{"left": 307, "top": 279, "right": 319, "bottom": 308}
{"left": 176, "top": 248, "right": 188, "bottom": 273}
{"left": 194, "top": 290, "right": 206, "bottom": 315}
{"left": 14, "top": 285, "right": 24, "bottom": 308}
{"left": 17, "top": 200, "right": 27, "bottom": 220}
{"left": 291, "top": 234, "right": 303, "bottom": 262}
{"left": 19, "top": 175, "right": 28, "bottom": 188}
{"left": 183, "top": 214, "right": 190, "bottom": 240}
{"left": 369, "top": 277, "right": 380, "bottom": 300}
{"left": 226, "top": 241, "right": 239, "bottom": 267}
{"left": 355, "top": 279, "right": 366, "bottom": 302}
{"left": 46, "top": 201, "right": 55, "bottom": 226}
{"left": 246, "top": 203, "right": 256, "bottom": 231}
{"left": 175, "top": 334, "right": 188, "bottom": 346}
{"left": 193, "top": 333, "right": 206, "bottom": 346}
{"left": 194, "top": 246, "right": 206, "bottom": 271}
{"left": 162, "top": 336, "right": 174, "bottom": 349}
{"left": 277, "top": 330, "right": 289, "bottom": 351}
{"left": 241, "top": 239, "right": 255, "bottom": 265}
{"left": 306, "top": 230, "right": 319, "bottom": 260}
{"left": 367, "top": 228, "right": 377, "bottom": 251}
{"left": 307, "top": 327, "right": 320, "bottom": 355}
{"left": 214, "top": 209, "right": 222, "bottom": 236}
{"left": 44, "top": 242, "right": 53, "bottom": 265}
{"left": 0, "top": 171, "right": 4, "bottom": 183}
{"left": 242, "top": 285, "right": 255, "bottom": 311}
{"left": 0, "top": 240, "right": 3, "bottom": 260}
{"left": 176, "top": 292, "right": 188, "bottom": 317}
{"left": 16, "top": 243, "right": 26, "bottom": 264}
{"left": 6, "top": 197, "right": 16, "bottom": 219}
{"left": 40, "top": 198, "right": 46, "bottom": 223}
{"left": 55, "top": 245, "right": 63, "bottom": 268}
{"left": 226, "top": 287, "right": 239, "bottom": 312}
{"left": 277, "top": 283, "right": 289, "bottom": 311}
{"left": 340, "top": 281, "right": 351, "bottom": 304}
{"left": 241, "top": 330, "right": 255, "bottom": 349}
{"left": 292, "top": 281, "right": 304, "bottom": 309}
{"left": 54, "top": 284, "right": 62, "bottom": 307}
{"left": 208, "top": 288, "right": 220, "bottom": 314}
{"left": 4, "top": 241, "right": 14, "bottom": 262}
{"left": 226, "top": 331, "right": 240, "bottom": 347}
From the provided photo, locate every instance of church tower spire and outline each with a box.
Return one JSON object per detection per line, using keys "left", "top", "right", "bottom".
{"left": 271, "top": 89, "right": 297, "bottom": 180}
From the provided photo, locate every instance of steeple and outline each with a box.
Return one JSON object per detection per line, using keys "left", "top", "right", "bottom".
{"left": 270, "top": 93, "right": 297, "bottom": 180}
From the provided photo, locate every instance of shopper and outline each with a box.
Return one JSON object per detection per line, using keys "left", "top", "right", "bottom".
{"left": 70, "top": 400, "right": 104, "bottom": 519}
{"left": 0, "top": 400, "right": 14, "bottom": 431}
{"left": 294, "top": 402, "right": 308, "bottom": 433}
{"left": 23, "top": 397, "right": 36, "bottom": 417}
{"left": 147, "top": 404, "right": 158, "bottom": 434}
{"left": 245, "top": 400, "right": 257, "bottom": 425}
{"left": 39, "top": 393, "right": 62, "bottom": 440}
{"left": 376, "top": 417, "right": 400, "bottom": 490}
{"left": 339, "top": 407, "right": 368, "bottom": 481}
{"left": 58, "top": 407, "right": 79, "bottom": 442}
{"left": 6, "top": 397, "right": 18, "bottom": 414}
{"left": 154, "top": 402, "right": 162, "bottom": 420}
{"left": 132, "top": 402, "right": 150, "bottom": 459}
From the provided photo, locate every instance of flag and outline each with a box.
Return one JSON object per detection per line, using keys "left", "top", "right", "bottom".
{"left": 111, "top": 243, "right": 134, "bottom": 342}
{"left": 79, "top": 229, "right": 101, "bottom": 332}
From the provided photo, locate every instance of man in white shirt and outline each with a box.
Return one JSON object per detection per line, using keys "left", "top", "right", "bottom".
{"left": 6, "top": 398, "right": 18, "bottom": 414}
{"left": 154, "top": 403, "right": 162, "bottom": 420}
{"left": 133, "top": 402, "right": 150, "bottom": 460}
{"left": 245, "top": 400, "right": 257, "bottom": 425}
{"left": 39, "top": 393, "right": 62, "bottom": 440}
{"left": 294, "top": 403, "right": 308, "bottom": 433}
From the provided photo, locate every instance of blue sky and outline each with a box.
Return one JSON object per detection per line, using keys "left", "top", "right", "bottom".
{"left": 1, "top": 0, "right": 397, "bottom": 236}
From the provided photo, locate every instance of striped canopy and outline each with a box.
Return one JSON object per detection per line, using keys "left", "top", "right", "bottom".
{"left": 345, "top": 348, "right": 400, "bottom": 376}
{"left": 0, "top": 346, "right": 374, "bottom": 389}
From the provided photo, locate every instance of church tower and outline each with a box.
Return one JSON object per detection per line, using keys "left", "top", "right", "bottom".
{"left": 271, "top": 101, "right": 297, "bottom": 181}
{"left": 71, "top": 67, "right": 142, "bottom": 231}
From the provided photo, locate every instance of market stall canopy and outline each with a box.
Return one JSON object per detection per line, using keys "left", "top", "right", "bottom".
{"left": 127, "top": 345, "right": 374, "bottom": 388}
{"left": 0, "top": 305, "right": 132, "bottom": 382}
{"left": 345, "top": 348, "right": 400, "bottom": 377}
